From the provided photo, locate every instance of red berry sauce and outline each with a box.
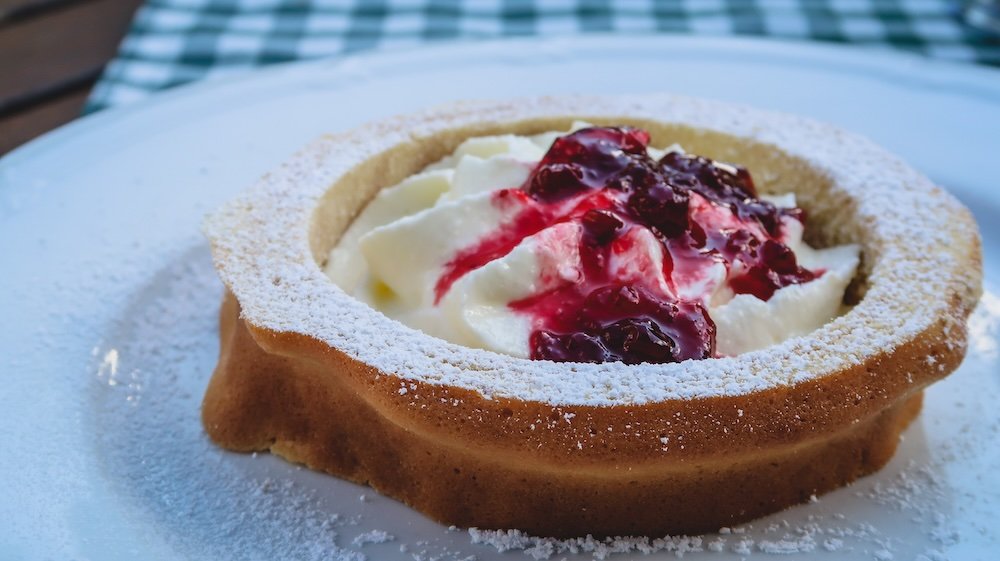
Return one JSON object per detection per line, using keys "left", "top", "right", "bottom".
{"left": 435, "top": 126, "right": 818, "bottom": 364}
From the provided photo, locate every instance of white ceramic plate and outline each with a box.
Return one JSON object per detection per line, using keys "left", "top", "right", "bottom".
{"left": 2, "top": 36, "right": 998, "bottom": 561}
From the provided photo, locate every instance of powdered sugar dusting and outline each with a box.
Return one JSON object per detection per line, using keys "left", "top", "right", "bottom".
{"left": 204, "top": 94, "right": 980, "bottom": 406}
{"left": 466, "top": 517, "right": 893, "bottom": 560}
{"left": 68, "top": 233, "right": 996, "bottom": 560}
{"left": 353, "top": 530, "right": 395, "bottom": 546}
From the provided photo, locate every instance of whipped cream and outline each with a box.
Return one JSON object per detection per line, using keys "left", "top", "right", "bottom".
{"left": 326, "top": 125, "right": 859, "bottom": 360}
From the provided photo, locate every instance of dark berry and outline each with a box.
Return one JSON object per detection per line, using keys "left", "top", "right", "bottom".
{"left": 527, "top": 163, "right": 586, "bottom": 201}
{"left": 521, "top": 282, "right": 718, "bottom": 364}
{"left": 530, "top": 331, "right": 614, "bottom": 363}
{"left": 626, "top": 180, "right": 690, "bottom": 238}
{"left": 657, "top": 151, "right": 791, "bottom": 235}
{"left": 581, "top": 209, "right": 624, "bottom": 245}
{"left": 761, "top": 239, "right": 798, "bottom": 273}
{"left": 524, "top": 127, "right": 653, "bottom": 202}
{"left": 599, "top": 318, "right": 678, "bottom": 364}
{"left": 729, "top": 240, "right": 816, "bottom": 300}
{"left": 725, "top": 229, "right": 760, "bottom": 256}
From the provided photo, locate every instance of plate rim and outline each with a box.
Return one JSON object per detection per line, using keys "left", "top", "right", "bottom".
{"left": 3, "top": 33, "right": 1000, "bottom": 174}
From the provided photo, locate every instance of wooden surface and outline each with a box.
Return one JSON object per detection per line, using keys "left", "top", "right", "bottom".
{"left": 0, "top": 0, "right": 142, "bottom": 154}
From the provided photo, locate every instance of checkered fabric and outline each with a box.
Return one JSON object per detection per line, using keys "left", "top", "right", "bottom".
{"left": 87, "top": 0, "right": 1000, "bottom": 112}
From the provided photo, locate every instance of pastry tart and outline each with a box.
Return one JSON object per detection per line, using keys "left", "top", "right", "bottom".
{"left": 202, "top": 95, "right": 981, "bottom": 538}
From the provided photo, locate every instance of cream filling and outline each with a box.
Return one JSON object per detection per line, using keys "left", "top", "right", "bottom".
{"left": 325, "top": 126, "right": 859, "bottom": 359}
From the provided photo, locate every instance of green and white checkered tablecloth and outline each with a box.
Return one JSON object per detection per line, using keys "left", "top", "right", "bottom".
{"left": 88, "top": 0, "right": 1000, "bottom": 112}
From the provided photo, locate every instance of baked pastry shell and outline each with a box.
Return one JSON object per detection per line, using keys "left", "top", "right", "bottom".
{"left": 202, "top": 95, "right": 981, "bottom": 536}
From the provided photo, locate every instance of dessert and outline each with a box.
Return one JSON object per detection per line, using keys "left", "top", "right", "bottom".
{"left": 326, "top": 122, "right": 861, "bottom": 361}
{"left": 202, "top": 95, "right": 982, "bottom": 538}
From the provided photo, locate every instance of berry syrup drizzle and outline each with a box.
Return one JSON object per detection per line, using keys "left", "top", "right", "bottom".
{"left": 435, "top": 127, "right": 817, "bottom": 364}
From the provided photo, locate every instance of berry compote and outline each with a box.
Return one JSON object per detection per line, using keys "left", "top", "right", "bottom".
{"left": 436, "top": 126, "right": 818, "bottom": 364}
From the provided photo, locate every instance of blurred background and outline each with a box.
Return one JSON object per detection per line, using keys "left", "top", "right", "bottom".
{"left": 2, "top": 0, "right": 998, "bottom": 155}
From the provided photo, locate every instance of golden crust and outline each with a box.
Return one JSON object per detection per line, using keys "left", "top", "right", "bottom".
{"left": 201, "top": 95, "right": 982, "bottom": 537}
{"left": 204, "top": 292, "right": 943, "bottom": 536}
